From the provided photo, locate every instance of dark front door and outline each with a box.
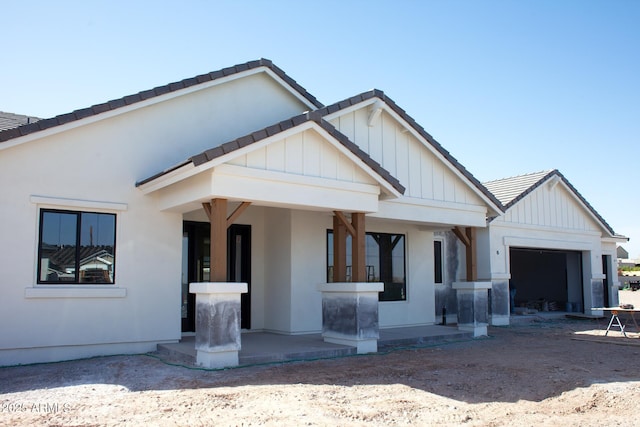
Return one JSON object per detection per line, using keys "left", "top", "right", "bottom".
{"left": 182, "top": 221, "right": 251, "bottom": 332}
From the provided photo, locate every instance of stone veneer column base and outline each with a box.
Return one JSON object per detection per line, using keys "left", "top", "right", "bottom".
{"left": 317, "top": 282, "right": 384, "bottom": 354}
{"left": 453, "top": 281, "right": 492, "bottom": 337}
{"left": 189, "top": 282, "right": 248, "bottom": 369}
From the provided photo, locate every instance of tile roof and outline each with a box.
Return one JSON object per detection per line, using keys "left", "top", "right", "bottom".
{"left": 483, "top": 170, "right": 553, "bottom": 206}
{"left": 137, "top": 110, "right": 406, "bottom": 195}
{"left": 316, "top": 90, "right": 505, "bottom": 212}
{"left": 0, "top": 58, "right": 323, "bottom": 144}
{"left": 0, "top": 111, "right": 40, "bottom": 132}
{"left": 483, "top": 169, "right": 616, "bottom": 235}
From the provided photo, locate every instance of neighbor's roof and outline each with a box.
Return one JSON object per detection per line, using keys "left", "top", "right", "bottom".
{"left": 316, "top": 89, "right": 505, "bottom": 212}
{"left": 0, "top": 58, "right": 323, "bottom": 144}
{"left": 0, "top": 111, "right": 40, "bottom": 132}
{"left": 137, "top": 110, "right": 406, "bottom": 195}
{"left": 483, "top": 169, "right": 616, "bottom": 235}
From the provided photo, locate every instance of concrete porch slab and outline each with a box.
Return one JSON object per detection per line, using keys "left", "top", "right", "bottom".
{"left": 154, "top": 324, "right": 472, "bottom": 368}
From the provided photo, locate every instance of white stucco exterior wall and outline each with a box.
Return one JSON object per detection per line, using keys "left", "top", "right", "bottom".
{"left": 0, "top": 70, "right": 311, "bottom": 365}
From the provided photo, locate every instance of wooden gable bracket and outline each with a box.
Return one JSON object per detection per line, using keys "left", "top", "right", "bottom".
{"left": 547, "top": 175, "right": 561, "bottom": 191}
{"left": 452, "top": 226, "right": 478, "bottom": 282}
{"left": 367, "top": 99, "right": 383, "bottom": 127}
{"left": 333, "top": 211, "right": 366, "bottom": 282}
{"left": 202, "top": 199, "right": 252, "bottom": 282}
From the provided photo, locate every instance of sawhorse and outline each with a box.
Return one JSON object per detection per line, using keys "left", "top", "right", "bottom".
{"left": 605, "top": 310, "right": 627, "bottom": 337}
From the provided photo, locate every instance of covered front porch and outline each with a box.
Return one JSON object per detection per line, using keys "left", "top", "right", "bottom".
{"left": 137, "top": 114, "right": 500, "bottom": 369}
{"left": 155, "top": 324, "right": 473, "bottom": 367}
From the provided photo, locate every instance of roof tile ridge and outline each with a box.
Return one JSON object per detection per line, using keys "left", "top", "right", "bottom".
{"left": 483, "top": 169, "right": 555, "bottom": 185}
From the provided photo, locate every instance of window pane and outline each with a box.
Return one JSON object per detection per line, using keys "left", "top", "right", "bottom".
{"left": 39, "top": 211, "right": 78, "bottom": 282}
{"left": 366, "top": 235, "right": 379, "bottom": 282}
{"left": 434, "top": 240, "right": 443, "bottom": 284}
{"left": 79, "top": 212, "right": 116, "bottom": 283}
{"left": 327, "top": 230, "right": 406, "bottom": 301}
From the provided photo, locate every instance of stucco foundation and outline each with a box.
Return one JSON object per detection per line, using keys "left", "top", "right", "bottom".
{"left": 490, "top": 279, "right": 510, "bottom": 326}
{"left": 317, "top": 282, "right": 383, "bottom": 353}
{"left": 453, "top": 281, "right": 491, "bottom": 337}
{"left": 189, "top": 282, "right": 248, "bottom": 368}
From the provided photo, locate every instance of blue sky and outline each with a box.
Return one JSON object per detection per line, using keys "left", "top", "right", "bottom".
{"left": 3, "top": 0, "right": 639, "bottom": 256}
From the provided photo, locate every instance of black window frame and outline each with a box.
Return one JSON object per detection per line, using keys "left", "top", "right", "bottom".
{"left": 37, "top": 208, "right": 117, "bottom": 285}
{"left": 326, "top": 229, "right": 406, "bottom": 302}
{"left": 434, "top": 239, "right": 443, "bottom": 284}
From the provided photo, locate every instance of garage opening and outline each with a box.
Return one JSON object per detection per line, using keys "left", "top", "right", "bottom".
{"left": 509, "top": 248, "right": 584, "bottom": 313}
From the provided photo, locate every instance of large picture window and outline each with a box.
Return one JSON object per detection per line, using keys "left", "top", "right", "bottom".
{"left": 327, "top": 230, "right": 406, "bottom": 301}
{"left": 38, "top": 209, "right": 116, "bottom": 284}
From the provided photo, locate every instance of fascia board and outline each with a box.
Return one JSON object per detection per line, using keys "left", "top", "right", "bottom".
{"left": 505, "top": 178, "right": 615, "bottom": 238}
{"left": 555, "top": 180, "right": 615, "bottom": 237}
{"left": 490, "top": 220, "right": 603, "bottom": 238}
{"left": 322, "top": 98, "right": 502, "bottom": 214}
{"left": 262, "top": 68, "right": 322, "bottom": 111}
{"left": 309, "top": 123, "right": 403, "bottom": 199}
{"left": 321, "top": 98, "right": 379, "bottom": 121}
{"left": 371, "top": 197, "right": 488, "bottom": 228}
{"left": 137, "top": 121, "right": 319, "bottom": 194}
{"left": 140, "top": 120, "right": 402, "bottom": 200}
{"left": 0, "top": 67, "right": 296, "bottom": 151}
{"left": 379, "top": 104, "right": 503, "bottom": 215}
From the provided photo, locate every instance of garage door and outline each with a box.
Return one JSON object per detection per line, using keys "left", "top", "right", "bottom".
{"left": 509, "top": 248, "right": 583, "bottom": 312}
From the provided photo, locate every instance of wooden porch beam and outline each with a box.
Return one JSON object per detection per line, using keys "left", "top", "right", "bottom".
{"left": 333, "top": 210, "right": 356, "bottom": 237}
{"left": 202, "top": 202, "right": 213, "bottom": 222}
{"left": 227, "top": 202, "right": 251, "bottom": 228}
{"left": 452, "top": 226, "right": 471, "bottom": 247}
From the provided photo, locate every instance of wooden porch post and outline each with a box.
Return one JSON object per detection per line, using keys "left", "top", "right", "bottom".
{"left": 452, "top": 226, "right": 477, "bottom": 281}
{"left": 333, "top": 211, "right": 366, "bottom": 282}
{"left": 202, "top": 200, "right": 252, "bottom": 282}
{"left": 351, "top": 212, "right": 366, "bottom": 282}
{"left": 203, "top": 198, "right": 228, "bottom": 282}
{"left": 333, "top": 214, "right": 347, "bottom": 282}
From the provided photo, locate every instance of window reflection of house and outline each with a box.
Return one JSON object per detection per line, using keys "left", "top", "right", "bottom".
{"left": 41, "top": 245, "right": 114, "bottom": 283}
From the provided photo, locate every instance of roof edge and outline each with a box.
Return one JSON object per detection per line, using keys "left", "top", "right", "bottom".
{"left": 498, "top": 169, "right": 617, "bottom": 236}
{"left": 0, "top": 58, "right": 324, "bottom": 144}
{"left": 137, "top": 110, "right": 405, "bottom": 195}
{"left": 317, "top": 89, "right": 505, "bottom": 213}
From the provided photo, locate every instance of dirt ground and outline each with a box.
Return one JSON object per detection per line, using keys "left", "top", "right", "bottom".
{"left": 2, "top": 292, "right": 640, "bottom": 427}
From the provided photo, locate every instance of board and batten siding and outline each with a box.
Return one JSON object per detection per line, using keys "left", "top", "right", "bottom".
{"left": 226, "top": 128, "right": 376, "bottom": 187}
{"left": 496, "top": 181, "right": 600, "bottom": 232}
{"left": 328, "top": 109, "right": 484, "bottom": 206}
